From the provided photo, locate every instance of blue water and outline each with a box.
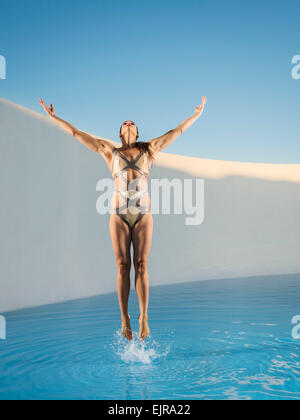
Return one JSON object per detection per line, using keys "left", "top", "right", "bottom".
{"left": 1, "top": 274, "right": 300, "bottom": 400}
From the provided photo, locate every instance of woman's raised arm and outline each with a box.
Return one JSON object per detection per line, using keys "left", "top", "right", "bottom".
{"left": 147, "top": 96, "right": 207, "bottom": 155}
{"left": 39, "top": 98, "right": 114, "bottom": 156}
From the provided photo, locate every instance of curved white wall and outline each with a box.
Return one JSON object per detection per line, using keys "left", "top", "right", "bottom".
{"left": 1, "top": 97, "right": 300, "bottom": 312}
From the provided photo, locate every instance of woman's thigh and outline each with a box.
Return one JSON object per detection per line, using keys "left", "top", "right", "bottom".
{"left": 109, "top": 214, "right": 132, "bottom": 265}
{"left": 132, "top": 212, "right": 153, "bottom": 266}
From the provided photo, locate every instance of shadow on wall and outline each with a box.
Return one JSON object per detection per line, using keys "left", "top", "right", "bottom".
{"left": 0, "top": 98, "right": 300, "bottom": 312}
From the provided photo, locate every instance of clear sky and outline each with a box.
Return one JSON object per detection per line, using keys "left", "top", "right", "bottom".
{"left": 0, "top": 0, "right": 299, "bottom": 163}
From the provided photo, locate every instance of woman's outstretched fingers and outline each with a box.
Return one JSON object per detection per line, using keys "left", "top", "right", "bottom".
{"left": 195, "top": 97, "right": 207, "bottom": 114}
{"left": 39, "top": 98, "right": 55, "bottom": 116}
{"left": 39, "top": 98, "right": 47, "bottom": 112}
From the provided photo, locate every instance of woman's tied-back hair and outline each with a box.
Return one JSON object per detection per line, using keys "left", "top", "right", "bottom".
{"left": 119, "top": 122, "right": 156, "bottom": 165}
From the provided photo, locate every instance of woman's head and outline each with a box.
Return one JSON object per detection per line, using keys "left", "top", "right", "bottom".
{"left": 118, "top": 120, "right": 155, "bottom": 165}
{"left": 119, "top": 120, "right": 139, "bottom": 144}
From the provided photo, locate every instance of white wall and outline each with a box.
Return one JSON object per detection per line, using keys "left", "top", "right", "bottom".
{"left": 1, "top": 97, "right": 300, "bottom": 312}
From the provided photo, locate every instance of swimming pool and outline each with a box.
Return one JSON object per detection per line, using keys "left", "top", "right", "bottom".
{"left": 1, "top": 274, "right": 300, "bottom": 400}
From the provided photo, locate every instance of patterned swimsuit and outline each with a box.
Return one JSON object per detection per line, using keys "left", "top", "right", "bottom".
{"left": 111, "top": 146, "right": 151, "bottom": 228}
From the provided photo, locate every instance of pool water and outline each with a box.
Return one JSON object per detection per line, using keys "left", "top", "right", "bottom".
{"left": 1, "top": 274, "right": 300, "bottom": 400}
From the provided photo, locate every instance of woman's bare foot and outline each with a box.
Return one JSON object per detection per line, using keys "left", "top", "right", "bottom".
{"left": 138, "top": 314, "right": 150, "bottom": 340}
{"left": 121, "top": 314, "right": 133, "bottom": 341}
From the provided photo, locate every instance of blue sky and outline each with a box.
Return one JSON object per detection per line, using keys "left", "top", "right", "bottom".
{"left": 0, "top": 0, "right": 299, "bottom": 163}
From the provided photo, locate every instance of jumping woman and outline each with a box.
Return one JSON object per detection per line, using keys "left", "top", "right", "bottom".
{"left": 39, "top": 96, "right": 207, "bottom": 341}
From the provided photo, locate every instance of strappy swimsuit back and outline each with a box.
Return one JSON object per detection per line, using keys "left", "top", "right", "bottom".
{"left": 111, "top": 146, "right": 151, "bottom": 228}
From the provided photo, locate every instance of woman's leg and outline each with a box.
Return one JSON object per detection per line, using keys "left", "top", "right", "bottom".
{"left": 109, "top": 214, "right": 133, "bottom": 340}
{"left": 132, "top": 212, "right": 153, "bottom": 340}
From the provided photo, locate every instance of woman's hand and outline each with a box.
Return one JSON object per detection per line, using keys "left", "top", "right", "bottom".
{"left": 39, "top": 98, "right": 55, "bottom": 117}
{"left": 195, "top": 96, "right": 207, "bottom": 115}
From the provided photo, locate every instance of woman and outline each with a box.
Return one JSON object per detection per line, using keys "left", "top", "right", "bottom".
{"left": 39, "top": 96, "right": 207, "bottom": 341}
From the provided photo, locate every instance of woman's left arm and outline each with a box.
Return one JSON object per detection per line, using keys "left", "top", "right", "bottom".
{"left": 177, "top": 96, "right": 207, "bottom": 134}
{"left": 148, "top": 96, "right": 207, "bottom": 155}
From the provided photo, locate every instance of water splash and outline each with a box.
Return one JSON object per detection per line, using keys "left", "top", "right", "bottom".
{"left": 110, "top": 330, "right": 171, "bottom": 364}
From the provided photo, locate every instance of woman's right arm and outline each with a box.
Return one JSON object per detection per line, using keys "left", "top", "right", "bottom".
{"left": 39, "top": 98, "right": 114, "bottom": 156}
